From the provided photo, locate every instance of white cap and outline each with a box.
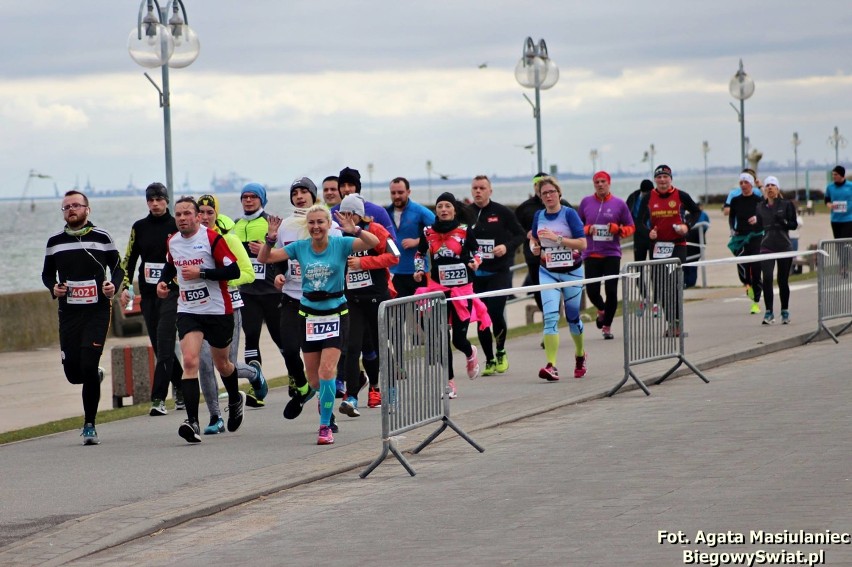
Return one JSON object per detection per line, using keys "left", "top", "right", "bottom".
{"left": 739, "top": 173, "right": 755, "bottom": 185}
{"left": 339, "top": 194, "right": 366, "bottom": 218}
{"left": 763, "top": 176, "right": 780, "bottom": 189}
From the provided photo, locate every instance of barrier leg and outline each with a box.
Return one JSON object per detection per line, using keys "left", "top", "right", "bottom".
{"left": 360, "top": 438, "right": 417, "bottom": 479}
{"left": 412, "top": 417, "right": 484, "bottom": 454}
{"left": 608, "top": 369, "right": 651, "bottom": 397}
{"left": 653, "top": 359, "right": 684, "bottom": 385}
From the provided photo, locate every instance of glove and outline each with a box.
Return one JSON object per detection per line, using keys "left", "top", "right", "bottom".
{"left": 608, "top": 223, "right": 620, "bottom": 236}
{"left": 584, "top": 225, "right": 594, "bottom": 235}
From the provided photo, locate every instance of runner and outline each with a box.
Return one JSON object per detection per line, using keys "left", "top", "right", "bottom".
{"left": 157, "top": 197, "right": 244, "bottom": 444}
{"left": 529, "top": 177, "right": 588, "bottom": 380}
{"left": 755, "top": 177, "right": 798, "bottom": 325}
{"left": 637, "top": 165, "right": 702, "bottom": 335}
{"left": 262, "top": 205, "right": 379, "bottom": 445}
{"left": 42, "top": 190, "right": 123, "bottom": 445}
{"left": 195, "top": 195, "right": 267, "bottom": 435}
{"left": 727, "top": 172, "right": 765, "bottom": 314}
{"left": 118, "top": 182, "right": 184, "bottom": 416}
{"left": 577, "top": 171, "right": 635, "bottom": 340}
{"left": 414, "top": 192, "right": 490, "bottom": 398}
{"left": 233, "top": 182, "right": 280, "bottom": 407}
{"left": 337, "top": 194, "right": 399, "bottom": 417}
{"left": 468, "top": 175, "right": 525, "bottom": 374}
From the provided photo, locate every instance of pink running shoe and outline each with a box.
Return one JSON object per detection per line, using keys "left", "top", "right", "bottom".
{"left": 447, "top": 379, "right": 458, "bottom": 399}
{"left": 317, "top": 425, "right": 334, "bottom": 445}
{"left": 574, "top": 353, "right": 588, "bottom": 379}
{"left": 538, "top": 363, "right": 559, "bottom": 381}
{"left": 466, "top": 345, "right": 480, "bottom": 380}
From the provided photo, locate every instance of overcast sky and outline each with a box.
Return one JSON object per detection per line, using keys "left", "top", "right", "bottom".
{"left": 1, "top": 0, "right": 850, "bottom": 197}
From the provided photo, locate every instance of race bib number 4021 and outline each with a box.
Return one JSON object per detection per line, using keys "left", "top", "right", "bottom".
{"left": 66, "top": 279, "right": 98, "bottom": 305}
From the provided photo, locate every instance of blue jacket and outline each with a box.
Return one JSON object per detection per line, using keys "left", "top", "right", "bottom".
{"left": 385, "top": 200, "right": 435, "bottom": 275}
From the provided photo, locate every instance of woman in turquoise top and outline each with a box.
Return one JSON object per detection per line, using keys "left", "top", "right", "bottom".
{"left": 263, "top": 205, "right": 378, "bottom": 445}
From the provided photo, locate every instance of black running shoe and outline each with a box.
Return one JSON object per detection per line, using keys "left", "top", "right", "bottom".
{"left": 283, "top": 387, "right": 316, "bottom": 420}
{"left": 178, "top": 420, "right": 201, "bottom": 443}
{"left": 226, "top": 391, "right": 245, "bottom": 432}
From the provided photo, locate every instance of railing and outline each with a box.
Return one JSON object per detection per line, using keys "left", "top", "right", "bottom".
{"left": 806, "top": 238, "right": 852, "bottom": 343}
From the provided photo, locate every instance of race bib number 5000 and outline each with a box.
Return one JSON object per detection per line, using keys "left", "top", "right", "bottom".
{"left": 543, "top": 247, "right": 574, "bottom": 269}
{"left": 305, "top": 314, "right": 341, "bottom": 341}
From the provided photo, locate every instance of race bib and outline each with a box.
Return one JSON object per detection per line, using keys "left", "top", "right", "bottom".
{"left": 833, "top": 201, "right": 848, "bottom": 213}
{"left": 228, "top": 287, "right": 243, "bottom": 309}
{"left": 477, "top": 239, "right": 495, "bottom": 260}
{"left": 653, "top": 241, "right": 675, "bottom": 259}
{"left": 288, "top": 260, "right": 302, "bottom": 282}
{"left": 438, "top": 263, "right": 468, "bottom": 286}
{"left": 346, "top": 268, "right": 373, "bottom": 289}
{"left": 305, "top": 314, "right": 340, "bottom": 341}
{"left": 592, "top": 224, "right": 613, "bottom": 242}
{"left": 543, "top": 247, "right": 574, "bottom": 269}
{"left": 251, "top": 259, "right": 266, "bottom": 278}
{"left": 66, "top": 279, "right": 98, "bottom": 305}
{"left": 144, "top": 262, "right": 165, "bottom": 284}
{"left": 180, "top": 280, "right": 211, "bottom": 306}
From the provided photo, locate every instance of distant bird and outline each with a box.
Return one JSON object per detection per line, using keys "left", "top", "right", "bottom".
{"left": 478, "top": 62, "right": 488, "bottom": 69}
{"left": 515, "top": 143, "right": 536, "bottom": 155}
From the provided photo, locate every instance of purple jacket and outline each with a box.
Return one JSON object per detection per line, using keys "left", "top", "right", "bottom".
{"left": 576, "top": 194, "right": 634, "bottom": 259}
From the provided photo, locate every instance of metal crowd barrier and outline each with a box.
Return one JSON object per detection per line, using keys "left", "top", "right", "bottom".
{"left": 360, "top": 291, "right": 484, "bottom": 478}
{"left": 806, "top": 237, "right": 852, "bottom": 344}
{"left": 608, "top": 258, "right": 709, "bottom": 396}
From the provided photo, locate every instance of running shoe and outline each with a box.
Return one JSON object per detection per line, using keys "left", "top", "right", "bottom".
{"left": 329, "top": 413, "right": 339, "bottom": 433}
{"left": 495, "top": 349, "right": 509, "bottom": 373}
{"left": 482, "top": 360, "right": 497, "bottom": 376}
{"left": 652, "top": 304, "right": 660, "bottom": 318}
{"left": 601, "top": 326, "right": 614, "bottom": 340}
{"left": 178, "top": 419, "right": 201, "bottom": 443}
{"left": 245, "top": 387, "right": 265, "bottom": 408}
{"left": 149, "top": 399, "right": 167, "bottom": 416}
{"left": 636, "top": 300, "right": 646, "bottom": 317}
{"left": 367, "top": 387, "right": 381, "bottom": 408}
{"left": 97, "top": 367, "right": 105, "bottom": 384}
{"left": 81, "top": 423, "right": 100, "bottom": 446}
{"left": 317, "top": 425, "right": 334, "bottom": 445}
{"left": 226, "top": 391, "right": 245, "bottom": 432}
{"left": 335, "top": 378, "right": 346, "bottom": 399}
{"left": 283, "top": 385, "right": 316, "bottom": 420}
{"left": 781, "top": 310, "right": 791, "bottom": 325}
{"left": 745, "top": 284, "right": 755, "bottom": 301}
{"left": 750, "top": 302, "right": 761, "bottom": 315}
{"left": 339, "top": 396, "right": 360, "bottom": 417}
{"left": 447, "top": 379, "right": 458, "bottom": 399}
{"left": 466, "top": 346, "right": 480, "bottom": 380}
{"left": 248, "top": 360, "right": 268, "bottom": 401}
{"left": 574, "top": 353, "right": 588, "bottom": 379}
{"left": 538, "top": 363, "right": 559, "bottom": 381}
{"left": 762, "top": 311, "right": 775, "bottom": 325}
{"left": 595, "top": 309, "right": 605, "bottom": 329}
{"left": 204, "top": 416, "right": 225, "bottom": 435}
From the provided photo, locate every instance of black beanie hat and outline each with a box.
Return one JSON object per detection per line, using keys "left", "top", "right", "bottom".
{"left": 640, "top": 179, "right": 654, "bottom": 192}
{"left": 146, "top": 182, "right": 168, "bottom": 202}
{"left": 290, "top": 176, "right": 318, "bottom": 205}
{"left": 833, "top": 165, "right": 846, "bottom": 178}
{"left": 435, "top": 192, "right": 456, "bottom": 206}
{"left": 338, "top": 167, "right": 362, "bottom": 193}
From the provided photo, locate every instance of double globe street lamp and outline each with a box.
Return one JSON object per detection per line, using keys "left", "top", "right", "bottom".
{"left": 128, "top": 0, "right": 200, "bottom": 206}
{"left": 515, "top": 38, "right": 559, "bottom": 174}
{"left": 728, "top": 59, "right": 754, "bottom": 171}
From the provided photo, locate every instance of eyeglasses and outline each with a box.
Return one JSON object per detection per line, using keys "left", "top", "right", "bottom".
{"left": 241, "top": 194, "right": 259, "bottom": 200}
{"left": 60, "top": 203, "right": 87, "bottom": 212}
{"left": 540, "top": 190, "right": 559, "bottom": 197}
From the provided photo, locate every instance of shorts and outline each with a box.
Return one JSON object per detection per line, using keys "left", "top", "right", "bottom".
{"left": 298, "top": 303, "right": 350, "bottom": 354}
{"left": 177, "top": 313, "right": 234, "bottom": 349}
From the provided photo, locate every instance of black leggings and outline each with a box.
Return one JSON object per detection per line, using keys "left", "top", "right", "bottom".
{"left": 761, "top": 257, "right": 793, "bottom": 312}
{"left": 141, "top": 290, "right": 183, "bottom": 400}
{"left": 59, "top": 308, "right": 110, "bottom": 424}
{"left": 343, "top": 296, "right": 384, "bottom": 398}
{"left": 583, "top": 256, "right": 621, "bottom": 327}
{"left": 240, "top": 293, "right": 283, "bottom": 366}
{"left": 474, "top": 270, "right": 512, "bottom": 361}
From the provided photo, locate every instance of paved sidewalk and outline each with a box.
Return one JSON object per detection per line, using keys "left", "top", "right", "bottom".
{"left": 73, "top": 340, "right": 852, "bottom": 567}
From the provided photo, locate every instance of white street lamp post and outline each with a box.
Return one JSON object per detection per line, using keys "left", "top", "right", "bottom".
{"left": 128, "top": 0, "right": 200, "bottom": 208}
{"left": 728, "top": 59, "right": 755, "bottom": 171}
{"left": 515, "top": 37, "right": 559, "bottom": 174}
{"left": 828, "top": 126, "right": 847, "bottom": 166}
{"left": 792, "top": 132, "right": 801, "bottom": 191}
{"left": 590, "top": 149, "right": 598, "bottom": 173}
{"left": 702, "top": 141, "right": 710, "bottom": 205}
